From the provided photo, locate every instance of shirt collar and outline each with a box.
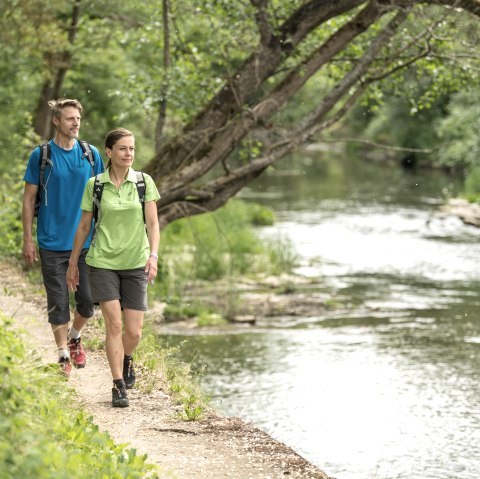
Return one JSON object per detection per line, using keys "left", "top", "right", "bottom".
{"left": 100, "top": 167, "right": 137, "bottom": 184}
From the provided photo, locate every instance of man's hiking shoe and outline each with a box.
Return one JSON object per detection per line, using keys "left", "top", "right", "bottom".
{"left": 68, "top": 337, "right": 86, "bottom": 368}
{"left": 112, "top": 382, "right": 129, "bottom": 408}
{"left": 123, "top": 356, "right": 136, "bottom": 389}
{"left": 58, "top": 356, "right": 72, "bottom": 378}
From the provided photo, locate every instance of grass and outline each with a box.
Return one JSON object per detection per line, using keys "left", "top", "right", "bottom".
{"left": 151, "top": 199, "right": 298, "bottom": 304}
{"left": 0, "top": 314, "right": 160, "bottom": 479}
{"left": 83, "top": 315, "right": 210, "bottom": 422}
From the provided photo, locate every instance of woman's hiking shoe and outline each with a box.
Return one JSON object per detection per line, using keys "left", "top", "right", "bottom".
{"left": 112, "top": 381, "right": 129, "bottom": 408}
{"left": 123, "top": 356, "right": 136, "bottom": 389}
{"left": 58, "top": 356, "right": 72, "bottom": 378}
{"left": 68, "top": 337, "right": 86, "bottom": 368}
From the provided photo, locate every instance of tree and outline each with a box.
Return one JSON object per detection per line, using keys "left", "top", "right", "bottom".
{"left": 33, "top": 0, "right": 83, "bottom": 139}
{"left": 7, "top": 0, "right": 479, "bottom": 228}
{"left": 138, "top": 0, "right": 480, "bottom": 228}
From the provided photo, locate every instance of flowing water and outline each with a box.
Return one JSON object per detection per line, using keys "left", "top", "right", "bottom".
{"left": 160, "top": 152, "right": 480, "bottom": 479}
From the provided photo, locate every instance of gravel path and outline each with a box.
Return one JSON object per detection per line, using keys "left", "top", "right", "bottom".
{"left": 0, "top": 261, "right": 333, "bottom": 479}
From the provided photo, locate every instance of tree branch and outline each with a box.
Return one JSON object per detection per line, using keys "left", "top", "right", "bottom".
{"left": 155, "top": 1, "right": 384, "bottom": 193}
{"left": 146, "top": 0, "right": 365, "bottom": 179}
{"left": 250, "top": 0, "right": 273, "bottom": 46}
{"left": 155, "top": 0, "right": 171, "bottom": 152}
{"left": 321, "top": 137, "right": 435, "bottom": 153}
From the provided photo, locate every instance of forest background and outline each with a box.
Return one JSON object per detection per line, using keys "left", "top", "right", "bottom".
{"left": 2, "top": 2, "right": 480, "bottom": 477}
{"left": 1, "top": 0, "right": 480, "bottom": 318}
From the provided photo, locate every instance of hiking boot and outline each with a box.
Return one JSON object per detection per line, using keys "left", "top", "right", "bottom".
{"left": 58, "top": 356, "right": 72, "bottom": 378}
{"left": 68, "top": 337, "right": 86, "bottom": 368}
{"left": 112, "top": 382, "right": 129, "bottom": 408}
{"left": 123, "top": 356, "right": 136, "bottom": 389}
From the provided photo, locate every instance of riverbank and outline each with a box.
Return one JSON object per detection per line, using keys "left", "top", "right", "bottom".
{"left": 441, "top": 198, "right": 480, "bottom": 227}
{"left": 0, "top": 261, "right": 332, "bottom": 479}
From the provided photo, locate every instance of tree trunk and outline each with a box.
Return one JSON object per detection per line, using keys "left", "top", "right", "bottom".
{"left": 33, "top": 0, "right": 82, "bottom": 139}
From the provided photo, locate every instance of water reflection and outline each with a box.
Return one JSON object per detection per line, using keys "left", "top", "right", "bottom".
{"left": 160, "top": 153, "right": 480, "bottom": 479}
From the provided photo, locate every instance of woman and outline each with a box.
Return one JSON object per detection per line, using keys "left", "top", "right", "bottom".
{"left": 66, "top": 128, "right": 160, "bottom": 407}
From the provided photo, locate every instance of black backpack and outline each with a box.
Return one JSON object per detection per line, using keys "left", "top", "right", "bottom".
{"left": 91, "top": 170, "right": 146, "bottom": 242}
{"left": 34, "top": 140, "right": 95, "bottom": 217}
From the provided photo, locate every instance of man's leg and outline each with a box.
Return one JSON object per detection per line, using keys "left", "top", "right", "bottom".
{"left": 39, "top": 248, "right": 72, "bottom": 377}
{"left": 51, "top": 323, "right": 69, "bottom": 355}
{"left": 68, "top": 249, "right": 94, "bottom": 368}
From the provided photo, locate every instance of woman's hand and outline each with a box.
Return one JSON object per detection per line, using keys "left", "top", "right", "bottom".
{"left": 145, "top": 255, "right": 158, "bottom": 285}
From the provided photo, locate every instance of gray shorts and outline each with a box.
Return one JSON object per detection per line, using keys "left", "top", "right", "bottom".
{"left": 39, "top": 248, "right": 94, "bottom": 325}
{"left": 88, "top": 266, "right": 148, "bottom": 311}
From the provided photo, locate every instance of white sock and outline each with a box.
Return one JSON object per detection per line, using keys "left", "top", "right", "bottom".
{"left": 68, "top": 327, "right": 81, "bottom": 340}
{"left": 58, "top": 348, "right": 69, "bottom": 359}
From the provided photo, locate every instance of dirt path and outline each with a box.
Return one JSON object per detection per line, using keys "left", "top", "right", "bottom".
{"left": 0, "top": 262, "right": 333, "bottom": 479}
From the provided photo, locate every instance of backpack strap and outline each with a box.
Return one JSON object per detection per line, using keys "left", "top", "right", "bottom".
{"left": 135, "top": 171, "right": 146, "bottom": 226}
{"left": 91, "top": 171, "right": 146, "bottom": 244}
{"left": 79, "top": 139, "right": 95, "bottom": 176}
{"left": 34, "top": 140, "right": 95, "bottom": 217}
{"left": 34, "top": 143, "right": 53, "bottom": 217}
{"left": 91, "top": 174, "right": 104, "bottom": 244}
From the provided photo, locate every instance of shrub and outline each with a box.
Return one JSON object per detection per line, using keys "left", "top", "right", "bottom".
{"left": 0, "top": 315, "right": 159, "bottom": 479}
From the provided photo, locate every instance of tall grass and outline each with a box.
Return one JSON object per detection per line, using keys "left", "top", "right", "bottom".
{"left": 153, "top": 199, "right": 298, "bottom": 303}
{"left": 0, "top": 315, "right": 160, "bottom": 479}
{"left": 83, "top": 316, "right": 210, "bottom": 422}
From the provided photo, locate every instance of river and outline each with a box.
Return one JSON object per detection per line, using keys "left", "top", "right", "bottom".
{"left": 160, "top": 151, "right": 480, "bottom": 479}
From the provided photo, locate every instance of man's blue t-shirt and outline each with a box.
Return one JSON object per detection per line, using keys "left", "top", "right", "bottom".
{"left": 23, "top": 139, "right": 104, "bottom": 251}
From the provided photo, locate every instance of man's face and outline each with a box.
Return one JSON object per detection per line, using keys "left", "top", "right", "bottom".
{"left": 53, "top": 106, "right": 81, "bottom": 140}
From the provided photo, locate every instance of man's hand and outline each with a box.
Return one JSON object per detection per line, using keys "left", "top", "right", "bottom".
{"left": 22, "top": 240, "right": 37, "bottom": 267}
{"left": 66, "top": 264, "right": 80, "bottom": 292}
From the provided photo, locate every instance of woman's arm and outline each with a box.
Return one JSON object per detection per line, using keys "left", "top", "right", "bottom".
{"left": 144, "top": 200, "right": 160, "bottom": 284}
{"left": 66, "top": 210, "right": 93, "bottom": 291}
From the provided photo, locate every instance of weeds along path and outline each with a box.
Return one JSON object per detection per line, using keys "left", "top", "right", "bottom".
{"left": 0, "top": 261, "right": 332, "bottom": 479}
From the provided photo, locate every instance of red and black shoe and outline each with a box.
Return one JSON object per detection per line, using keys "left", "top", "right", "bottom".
{"left": 68, "top": 337, "right": 86, "bottom": 368}
{"left": 58, "top": 356, "right": 72, "bottom": 378}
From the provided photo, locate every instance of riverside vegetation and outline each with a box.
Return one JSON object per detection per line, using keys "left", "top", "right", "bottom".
{"left": 0, "top": 182, "right": 319, "bottom": 477}
{"left": 0, "top": 314, "right": 158, "bottom": 479}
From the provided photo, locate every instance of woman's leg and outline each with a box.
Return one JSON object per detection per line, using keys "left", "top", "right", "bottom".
{"left": 100, "top": 299, "right": 124, "bottom": 380}
{"left": 122, "top": 309, "right": 144, "bottom": 356}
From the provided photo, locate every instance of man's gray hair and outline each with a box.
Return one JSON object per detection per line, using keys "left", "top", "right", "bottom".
{"left": 48, "top": 98, "right": 83, "bottom": 118}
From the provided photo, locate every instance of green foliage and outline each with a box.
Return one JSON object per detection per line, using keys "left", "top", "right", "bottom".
{"left": 464, "top": 167, "right": 480, "bottom": 201}
{"left": 155, "top": 199, "right": 296, "bottom": 302}
{"left": 265, "top": 236, "right": 300, "bottom": 275}
{"left": 0, "top": 315, "right": 159, "bottom": 479}
{"left": 136, "top": 321, "right": 209, "bottom": 418}
{"left": 359, "top": 93, "right": 445, "bottom": 159}
{"left": 2, "top": 0, "right": 480, "bottom": 266}
{"left": 0, "top": 163, "right": 27, "bottom": 258}
{"left": 436, "top": 90, "right": 480, "bottom": 170}
{"left": 163, "top": 302, "right": 203, "bottom": 321}
{"left": 196, "top": 311, "right": 227, "bottom": 327}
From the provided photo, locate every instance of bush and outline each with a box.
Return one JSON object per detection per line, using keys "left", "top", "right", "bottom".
{"left": 0, "top": 163, "right": 27, "bottom": 259}
{"left": 464, "top": 167, "right": 480, "bottom": 202}
{"left": 0, "top": 315, "right": 159, "bottom": 479}
{"left": 155, "top": 199, "right": 296, "bottom": 302}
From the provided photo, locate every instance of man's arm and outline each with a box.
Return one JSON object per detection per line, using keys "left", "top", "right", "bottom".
{"left": 22, "top": 182, "right": 38, "bottom": 266}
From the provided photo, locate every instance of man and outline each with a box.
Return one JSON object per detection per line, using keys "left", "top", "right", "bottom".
{"left": 22, "top": 99, "right": 104, "bottom": 376}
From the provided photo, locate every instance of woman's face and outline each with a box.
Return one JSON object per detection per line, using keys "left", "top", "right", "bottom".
{"left": 106, "top": 135, "right": 135, "bottom": 168}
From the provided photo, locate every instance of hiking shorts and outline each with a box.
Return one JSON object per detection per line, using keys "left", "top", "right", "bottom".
{"left": 39, "top": 248, "right": 94, "bottom": 325}
{"left": 88, "top": 266, "right": 148, "bottom": 311}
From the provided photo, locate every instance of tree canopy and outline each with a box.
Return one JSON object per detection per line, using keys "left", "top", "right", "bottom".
{"left": 1, "top": 0, "right": 480, "bottom": 227}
